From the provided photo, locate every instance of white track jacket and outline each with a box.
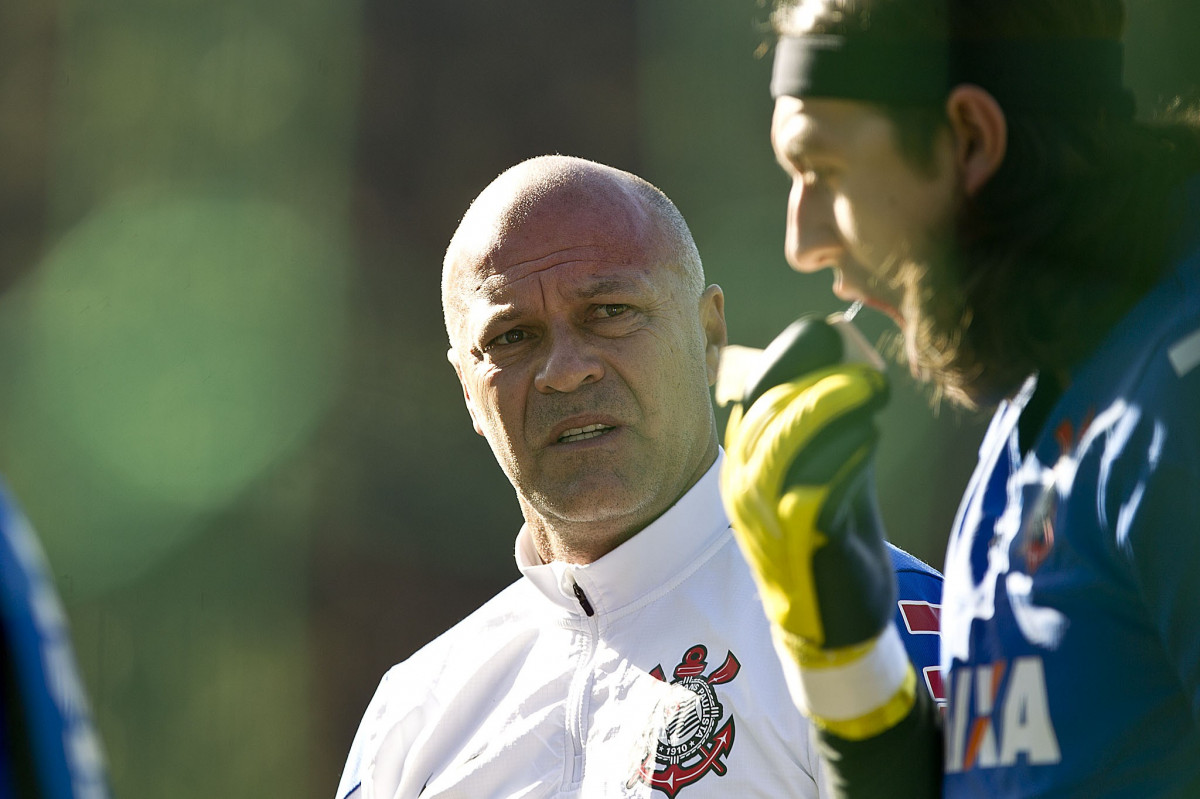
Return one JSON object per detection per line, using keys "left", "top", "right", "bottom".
{"left": 336, "top": 456, "right": 942, "bottom": 798}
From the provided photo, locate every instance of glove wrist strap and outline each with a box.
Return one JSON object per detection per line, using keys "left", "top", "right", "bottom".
{"left": 772, "top": 622, "right": 916, "bottom": 741}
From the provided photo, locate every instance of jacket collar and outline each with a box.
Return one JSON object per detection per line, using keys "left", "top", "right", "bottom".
{"left": 515, "top": 451, "right": 730, "bottom": 617}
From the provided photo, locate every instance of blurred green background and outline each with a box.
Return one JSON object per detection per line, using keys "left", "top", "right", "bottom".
{"left": 0, "top": 0, "right": 1195, "bottom": 795}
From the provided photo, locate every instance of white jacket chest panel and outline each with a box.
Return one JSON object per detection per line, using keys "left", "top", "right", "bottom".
{"left": 360, "top": 543, "right": 815, "bottom": 799}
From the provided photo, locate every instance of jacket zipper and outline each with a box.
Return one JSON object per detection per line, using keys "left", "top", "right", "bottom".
{"left": 572, "top": 582, "right": 595, "bottom": 616}
{"left": 565, "top": 576, "right": 598, "bottom": 787}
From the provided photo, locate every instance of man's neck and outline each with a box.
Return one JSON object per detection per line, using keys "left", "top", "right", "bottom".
{"left": 523, "top": 512, "right": 644, "bottom": 566}
{"left": 521, "top": 443, "right": 719, "bottom": 565}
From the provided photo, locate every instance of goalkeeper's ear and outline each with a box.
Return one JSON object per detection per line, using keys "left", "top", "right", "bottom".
{"left": 700, "top": 284, "right": 727, "bottom": 386}
{"left": 447, "top": 347, "right": 486, "bottom": 437}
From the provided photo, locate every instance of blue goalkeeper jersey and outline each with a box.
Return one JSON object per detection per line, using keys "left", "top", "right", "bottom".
{"left": 888, "top": 544, "right": 944, "bottom": 709}
{"left": 0, "top": 480, "right": 110, "bottom": 798}
{"left": 940, "top": 180, "right": 1200, "bottom": 797}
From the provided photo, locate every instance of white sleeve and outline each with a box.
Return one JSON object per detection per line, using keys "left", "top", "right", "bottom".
{"left": 335, "top": 665, "right": 432, "bottom": 799}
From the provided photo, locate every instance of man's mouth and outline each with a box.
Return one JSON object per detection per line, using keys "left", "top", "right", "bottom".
{"left": 557, "top": 423, "right": 615, "bottom": 443}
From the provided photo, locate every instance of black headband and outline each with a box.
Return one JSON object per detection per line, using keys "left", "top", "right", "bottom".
{"left": 771, "top": 34, "right": 1136, "bottom": 118}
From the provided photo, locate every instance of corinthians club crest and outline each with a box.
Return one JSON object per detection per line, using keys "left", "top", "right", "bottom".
{"left": 631, "top": 644, "right": 739, "bottom": 798}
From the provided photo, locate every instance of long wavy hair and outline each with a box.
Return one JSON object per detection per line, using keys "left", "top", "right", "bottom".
{"left": 773, "top": 0, "right": 1200, "bottom": 407}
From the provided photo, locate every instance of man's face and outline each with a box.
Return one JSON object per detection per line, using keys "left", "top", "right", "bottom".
{"left": 771, "top": 96, "right": 959, "bottom": 331}
{"left": 448, "top": 192, "right": 725, "bottom": 546}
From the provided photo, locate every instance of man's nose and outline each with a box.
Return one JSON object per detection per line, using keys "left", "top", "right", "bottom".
{"left": 784, "top": 178, "right": 842, "bottom": 274}
{"left": 534, "top": 329, "right": 604, "bottom": 394}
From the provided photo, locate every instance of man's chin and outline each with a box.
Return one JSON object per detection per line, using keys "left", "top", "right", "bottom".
{"left": 531, "top": 479, "right": 654, "bottom": 527}
{"left": 831, "top": 277, "right": 903, "bottom": 326}
{"left": 864, "top": 296, "right": 905, "bottom": 328}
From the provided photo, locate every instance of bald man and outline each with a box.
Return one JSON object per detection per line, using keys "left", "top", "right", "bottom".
{"left": 334, "top": 156, "right": 942, "bottom": 799}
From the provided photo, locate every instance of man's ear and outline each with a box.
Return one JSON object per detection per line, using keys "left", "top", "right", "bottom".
{"left": 447, "top": 347, "right": 486, "bottom": 436}
{"left": 945, "top": 85, "right": 1007, "bottom": 198}
{"left": 700, "top": 284, "right": 728, "bottom": 386}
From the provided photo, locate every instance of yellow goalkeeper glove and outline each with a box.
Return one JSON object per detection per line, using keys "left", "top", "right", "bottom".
{"left": 720, "top": 317, "right": 915, "bottom": 739}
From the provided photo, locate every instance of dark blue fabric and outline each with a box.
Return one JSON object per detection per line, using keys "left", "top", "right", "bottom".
{"left": 941, "top": 184, "right": 1200, "bottom": 797}
{"left": 0, "top": 481, "right": 110, "bottom": 798}
{"left": 0, "top": 674, "right": 14, "bottom": 799}
{"left": 888, "top": 544, "right": 945, "bottom": 707}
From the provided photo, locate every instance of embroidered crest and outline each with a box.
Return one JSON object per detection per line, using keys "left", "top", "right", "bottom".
{"left": 1019, "top": 411, "right": 1093, "bottom": 575}
{"left": 1021, "top": 485, "right": 1058, "bottom": 574}
{"left": 631, "top": 645, "right": 739, "bottom": 798}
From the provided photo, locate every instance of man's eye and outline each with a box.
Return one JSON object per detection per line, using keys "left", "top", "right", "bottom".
{"left": 486, "top": 329, "right": 527, "bottom": 349}
{"left": 595, "top": 304, "right": 629, "bottom": 318}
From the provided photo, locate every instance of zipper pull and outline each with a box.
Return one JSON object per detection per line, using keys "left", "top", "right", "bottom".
{"left": 572, "top": 582, "right": 595, "bottom": 617}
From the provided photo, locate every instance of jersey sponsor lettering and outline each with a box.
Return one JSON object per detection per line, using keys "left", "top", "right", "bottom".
{"left": 945, "top": 656, "right": 1061, "bottom": 773}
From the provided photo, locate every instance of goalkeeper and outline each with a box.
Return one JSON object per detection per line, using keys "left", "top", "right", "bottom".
{"left": 725, "top": 0, "right": 1200, "bottom": 796}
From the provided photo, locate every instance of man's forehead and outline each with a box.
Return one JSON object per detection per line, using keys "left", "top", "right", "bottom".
{"left": 772, "top": 95, "right": 876, "bottom": 157}
{"left": 468, "top": 253, "right": 656, "bottom": 304}
{"left": 443, "top": 158, "right": 688, "bottom": 342}
{"left": 457, "top": 192, "right": 662, "bottom": 296}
